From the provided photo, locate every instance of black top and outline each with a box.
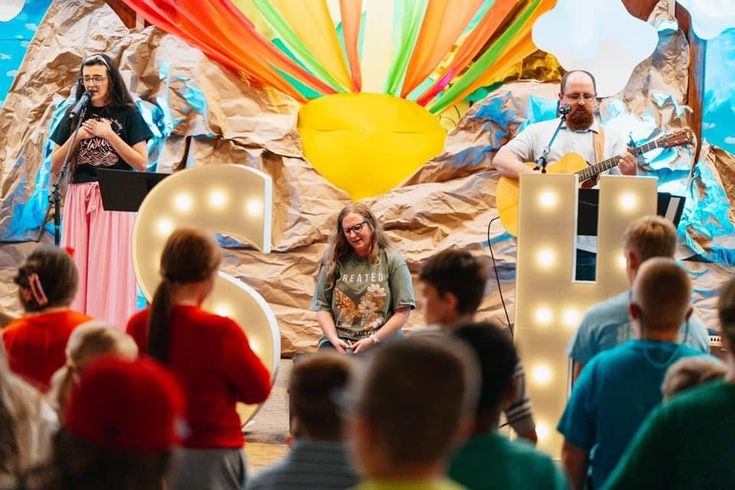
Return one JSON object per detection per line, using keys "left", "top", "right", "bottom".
{"left": 50, "top": 104, "right": 154, "bottom": 183}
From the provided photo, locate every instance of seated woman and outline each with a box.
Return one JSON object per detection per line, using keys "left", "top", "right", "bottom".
{"left": 311, "top": 203, "right": 415, "bottom": 353}
{"left": 126, "top": 227, "right": 271, "bottom": 490}
{"left": 47, "top": 321, "right": 139, "bottom": 419}
{"left": 2, "top": 245, "right": 91, "bottom": 391}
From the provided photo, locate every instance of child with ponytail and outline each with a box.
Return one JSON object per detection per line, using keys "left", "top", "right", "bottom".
{"left": 127, "top": 227, "right": 271, "bottom": 490}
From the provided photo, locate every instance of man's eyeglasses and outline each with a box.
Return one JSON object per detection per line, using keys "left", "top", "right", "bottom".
{"left": 81, "top": 76, "right": 107, "bottom": 84}
{"left": 564, "top": 93, "right": 596, "bottom": 101}
{"left": 343, "top": 221, "right": 369, "bottom": 236}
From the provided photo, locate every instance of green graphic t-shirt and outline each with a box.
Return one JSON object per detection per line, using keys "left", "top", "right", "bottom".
{"left": 311, "top": 249, "right": 415, "bottom": 340}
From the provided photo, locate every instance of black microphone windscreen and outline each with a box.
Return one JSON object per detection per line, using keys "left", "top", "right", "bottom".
{"left": 70, "top": 91, "right": 91, "bottom": 117}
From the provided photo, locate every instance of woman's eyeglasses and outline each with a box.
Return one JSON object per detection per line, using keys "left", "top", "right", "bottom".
{"left": 81, "top": 75, "right": 107, "bottom": 84}
{"left": 343, "top": 221, "right": 368, "bottom": 236}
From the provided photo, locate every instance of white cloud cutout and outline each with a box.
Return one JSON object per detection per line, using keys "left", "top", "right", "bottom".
{"left": 678, "top": 0, "right": 735, "bottom": 40}
{"left": 0, "top": 54, "right": 11, "bottom": 61}
{"left": 702, "top": 122, "right": 716, "bottom": 129}
{"left": 704, "top": 32, "right": 735, "bottom": 110}
{"left": 725, "top": 136, "right": 735, "bottom": 144}
{"left": 24, "top": 23, "right": 37, "bottom": 31}
{"left": 0, "top": 0, "right": 25, "bottom": 22}
{"left": 532, "top": 0, "right": 658, "bottom": 97}
{"left": 6, "top": 70, "right": 18, "bottom": 78}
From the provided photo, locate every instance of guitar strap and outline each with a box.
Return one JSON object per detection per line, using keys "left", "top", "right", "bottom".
{"left": 593, "top": 126, "right": 605, "bottom": 164}
{"left": 584, "top": 125, "right": 605, "bottom": 186}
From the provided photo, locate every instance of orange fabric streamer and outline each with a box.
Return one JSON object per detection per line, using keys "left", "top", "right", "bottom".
{"left": 123, "top": 0, "right": 335, "bottom": 101}
{"left": 340, "top": 0, "right": 362, "bottom": 92}
{"left": 444, "top": 0, "right": 555, "bottom": 105}
{"left": 268, "top": 0, "right": 353, "bottom": 91}
{"left": 443, "top": 0, "right": 519, "bottom": 82}
{"left": 202, "top": 0, "right": 337, "bottom": 95}
{"left": 122, "top": 1, "right": 230, "bottom": 70}
{"left": 401, "top": 0, "right": 483, "bottom": 98}
{"left": 413, "top": 0, "right": 519, "bottom": 104}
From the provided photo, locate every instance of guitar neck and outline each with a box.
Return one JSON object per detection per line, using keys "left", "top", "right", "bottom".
{"left": 574, "top": 139, "right": 663, "bottom": 181}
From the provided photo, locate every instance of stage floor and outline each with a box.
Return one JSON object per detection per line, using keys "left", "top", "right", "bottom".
{"left": 242, "top": 358, "right": 291, "bottom": 475}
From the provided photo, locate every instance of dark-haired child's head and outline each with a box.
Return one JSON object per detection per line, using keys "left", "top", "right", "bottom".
{"left": 14, "top": 246, "right": 78, "bottom": 312}
{"left": 419, "top": 249, "right": 487, "bottom": 326}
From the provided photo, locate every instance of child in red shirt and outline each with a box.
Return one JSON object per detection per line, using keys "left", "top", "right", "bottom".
{"left": 126, "top": 228, "right": 271, "bottom": 490}
{"left": 3, "top": 246, "right": 91, "bottom": 391}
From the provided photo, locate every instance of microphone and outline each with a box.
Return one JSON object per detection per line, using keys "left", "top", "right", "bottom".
{"left": 559, "top": 104, "right": 572, "bottom": 116}
{"left": 69, "top": 91, "right": 92, "bottom": 118}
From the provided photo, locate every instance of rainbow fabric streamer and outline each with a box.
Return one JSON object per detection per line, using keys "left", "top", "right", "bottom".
{"left": 122, "top": 0, "right": 553, "bottom": 112}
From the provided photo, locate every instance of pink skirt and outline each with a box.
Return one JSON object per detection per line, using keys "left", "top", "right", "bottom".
{"left": 61, "top": 181, "right": 137, "bottom": 329}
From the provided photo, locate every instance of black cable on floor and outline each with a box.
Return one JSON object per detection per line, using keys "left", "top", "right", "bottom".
{"left": 487, "top": 216, "right": 514, "bottom": 336}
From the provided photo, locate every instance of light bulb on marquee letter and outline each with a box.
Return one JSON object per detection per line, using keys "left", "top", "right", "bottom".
{"left": 133, "top": 164, "right": 279, "bottom": 425}
{"left": 515, "top": 174, "right": 657, "bottom": 456}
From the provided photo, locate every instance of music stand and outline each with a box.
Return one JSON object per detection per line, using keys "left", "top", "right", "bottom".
{"left": 97, "top": 168, "right": 169, "bottom": 212}
{"left": 577, "top": 188, "right": 686, "bottom": 236}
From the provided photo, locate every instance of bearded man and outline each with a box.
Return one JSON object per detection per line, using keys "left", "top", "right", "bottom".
{"left": 493, "top": 70, "right": 639, "bottom": 280}
{"left": 493, "top": 70, "right": 637, "bottom": 180}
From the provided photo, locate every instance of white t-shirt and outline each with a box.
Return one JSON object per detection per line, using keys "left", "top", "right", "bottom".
{"left": 500, "top": 118, "right": 630, "bottom": 252}
{"left": 502, "top": 118, "right": 628, "bottom": 173}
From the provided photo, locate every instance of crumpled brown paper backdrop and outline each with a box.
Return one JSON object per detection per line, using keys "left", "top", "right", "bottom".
{"left": 1, "top": 0, "right": 733, "bottom": 354}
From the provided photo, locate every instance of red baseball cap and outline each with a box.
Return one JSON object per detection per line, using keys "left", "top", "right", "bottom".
{"left": 65, "top": 357, "right": 186, "bottom": 452}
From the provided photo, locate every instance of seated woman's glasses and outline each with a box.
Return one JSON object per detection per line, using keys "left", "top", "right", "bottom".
{"left": 343, "top": 221, "right": 368, "bottom": 235}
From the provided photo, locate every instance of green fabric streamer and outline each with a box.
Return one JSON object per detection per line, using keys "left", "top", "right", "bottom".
{"left": 251, "top": 0, "right": 347, "bottom": 93}
{"left": 465, "top": 81, "right": 504, "bottom": 102}
{"left": 334, "top": 15, "right": 367, "bottom": 85}
{"left": 276, "top": 68, "right": 322, "bottom": 99}
{"left": 272, "top": 39, "right": 322, "bottom": 99}
{"left": 385, "top": 0, "right": 428, "bottom": 96}
{"left": 428, "top": 0, "right": 540, "bottom": 113}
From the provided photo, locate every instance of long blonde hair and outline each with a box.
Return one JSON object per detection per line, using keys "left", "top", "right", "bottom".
{"left": 320, "top": 203, "right": 391, "bottom": 288}
{"left": 48, "top": 322, "right": 138, "bottom": 416}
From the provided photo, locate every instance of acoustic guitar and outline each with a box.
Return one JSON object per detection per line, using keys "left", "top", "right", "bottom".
{"left": 496, "top": 130, "right": 694, "bottom": 237}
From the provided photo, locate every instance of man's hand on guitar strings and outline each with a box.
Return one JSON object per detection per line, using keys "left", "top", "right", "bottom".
{"left": 618, "top": 149, "right": 638, "bottom": 175}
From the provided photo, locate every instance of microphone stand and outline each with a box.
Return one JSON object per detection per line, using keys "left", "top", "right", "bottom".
{"left": 37, "top": 105, "right": 88, "bottom": 245}
{"left": 534, "top": 112, "right": 568, "bottom": 174}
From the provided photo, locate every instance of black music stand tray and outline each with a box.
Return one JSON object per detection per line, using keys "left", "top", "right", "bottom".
{"left": 577, "top": 189, "right": 686, "bottom": 236}
{"left": 97, "top": 169, "right": 169, "bottom": 212}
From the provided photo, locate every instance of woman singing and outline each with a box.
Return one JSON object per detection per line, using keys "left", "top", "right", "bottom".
{"left": 50, "top": 53, "right": 153, "bottom": 329}
{"left": 312, "top": 203, "right": 415, "bottom": 353}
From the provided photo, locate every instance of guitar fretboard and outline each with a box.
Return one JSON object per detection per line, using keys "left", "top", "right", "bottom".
{"left": 575, "top": 139, "right": 663, "bottom": 181}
